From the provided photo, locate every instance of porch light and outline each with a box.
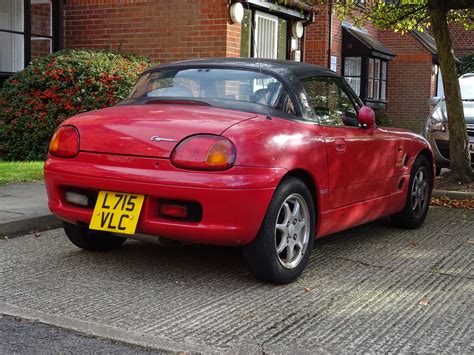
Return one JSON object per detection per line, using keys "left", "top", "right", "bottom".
{"left": 292, "top": 21, "right": 304, "bottom": 38}
{"left": 229, "top": 2, "right": 244, "bottom": 24}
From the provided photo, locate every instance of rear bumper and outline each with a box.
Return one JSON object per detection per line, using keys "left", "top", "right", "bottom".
{"left": 45, "top": 152, "right": 285, "bottom": 245}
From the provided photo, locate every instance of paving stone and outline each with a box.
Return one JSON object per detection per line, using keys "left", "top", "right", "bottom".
{"left": 0, "top": 207, "right": 472, "bottom": 353}
{"left": 0, "top": 182, "right": 60, "bottom": 237}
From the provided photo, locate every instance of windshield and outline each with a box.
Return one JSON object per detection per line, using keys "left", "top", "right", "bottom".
{"left": 129, "top": 68, "right": 295, "bottom": 114}
{"left": 460, "top": 76, "right": 474, "bottom": 100}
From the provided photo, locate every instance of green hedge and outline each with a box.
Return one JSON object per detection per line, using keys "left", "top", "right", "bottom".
{"left": 458, "top": 54, "right": 474, "bottom": 75}
{"left": 0, "top": 49, "right": 151, "bottom": 161}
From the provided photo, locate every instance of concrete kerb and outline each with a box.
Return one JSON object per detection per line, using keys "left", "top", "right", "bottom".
{"left": 431, "top": 189, "right": 474, "bottom": 200}
{"left": 0, "top": 214, "right": 61, "bottom": 238}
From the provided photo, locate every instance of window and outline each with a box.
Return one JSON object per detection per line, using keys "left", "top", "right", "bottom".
{"left": 342, "top": 27, "right": 394, "bottom": 108}
{"left": 240, "top": 9, "right": 288, "bottom": 60}
{"left": 344, "top": 57, "right": 361, "bottom": 95}
{"left": 381, "top": 61, "right": 387, "bottom": 100}
{"left": 367, "top": 58, "right": 387, "bottom": 100}
{"left": 0, "top": 0, "right": 61, "bottom": 85}
{"left": 343, "top": 56, "right": 388, "bottom": 104}
{"left": 30, "top": 0, "right": 54, "bottom": 61}
{"left": 0, "top": 0, "right": 24, "bottom": 73}
{"left": 130, "top": 68, "right": 296, "bottom": 115}
{"left": 303, "top": 77, "right": 359, "bottom": 127}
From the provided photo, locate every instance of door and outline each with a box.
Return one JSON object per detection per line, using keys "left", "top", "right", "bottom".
{"left": 254, "top": 11, "right": 278, "bottom": 59}
{"left": 302, "top": 76, "right": 397, "bottom": 209}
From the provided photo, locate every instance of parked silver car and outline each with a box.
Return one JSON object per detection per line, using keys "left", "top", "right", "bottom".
{"left": 422, "top": 73, "right": 474, "bottom": 175}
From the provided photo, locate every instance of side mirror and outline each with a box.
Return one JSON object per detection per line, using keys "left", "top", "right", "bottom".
{"left": 358, "top": 106, "right": 376, "bottom": 132}
{"left": 428, "top": 97, "right": 441, "bottom": 106}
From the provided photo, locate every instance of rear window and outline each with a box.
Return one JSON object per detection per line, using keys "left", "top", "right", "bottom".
{"left": 129, "top": 68, "right": 295, "bottom": 114}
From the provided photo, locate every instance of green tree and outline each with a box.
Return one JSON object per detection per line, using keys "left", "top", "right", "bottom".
{"left": 282, "top": 0, "right": 473, "bottom": 182}
{"left": 338, "top": 0, "right": 474, "bottom": 182}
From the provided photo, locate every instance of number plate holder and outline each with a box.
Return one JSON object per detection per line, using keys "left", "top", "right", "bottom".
{"left": 89, "top": 191, "right": 145, "bottom": 235}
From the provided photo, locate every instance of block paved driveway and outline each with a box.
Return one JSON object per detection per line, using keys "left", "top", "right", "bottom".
{"left": 1, "top": 207, "right": 473, "bottom": 353}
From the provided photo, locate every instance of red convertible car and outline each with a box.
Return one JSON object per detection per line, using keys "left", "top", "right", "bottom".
{"left": 45, "top": 58, "right": 434, "bottom": 284}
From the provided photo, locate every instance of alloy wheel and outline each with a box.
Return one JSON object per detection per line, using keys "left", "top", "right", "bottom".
{"left": 411, "top": 168, "right": 429, "bottom": 218}
{"left": 274, "top": 193, "right": 310, "bottom": 269}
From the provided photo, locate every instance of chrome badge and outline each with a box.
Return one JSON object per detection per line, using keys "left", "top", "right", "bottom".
{"left": 150, "top": 136, "right": 178, "bottom": 143}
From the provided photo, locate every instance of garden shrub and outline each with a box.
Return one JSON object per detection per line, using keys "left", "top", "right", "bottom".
{"left": 375, "top": 109, "right": 393, "bottom": 127}
{"left": 0, "top": 49, "right": 151, "bottom": 161}
{"left": 458, "top": 54, "right": 474, "bottom": 76}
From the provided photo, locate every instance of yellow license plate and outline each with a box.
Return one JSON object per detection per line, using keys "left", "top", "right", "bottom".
{"left": 89, "top": 191, "right": 145, "bottom": 235}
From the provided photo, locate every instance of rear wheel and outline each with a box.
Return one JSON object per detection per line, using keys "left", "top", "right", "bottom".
{"left": 63, "top": 221, "right": 126, "bottom": 251}
{"left": 243, "top": 178, "right": 315, "bottom": 284}
{"left": 392, "top": 155, "right": 432, "bottom": 229}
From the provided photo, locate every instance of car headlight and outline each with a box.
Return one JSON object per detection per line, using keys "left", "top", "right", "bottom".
{"left": 426, "top": 112, "right": 446, "bottom": 133}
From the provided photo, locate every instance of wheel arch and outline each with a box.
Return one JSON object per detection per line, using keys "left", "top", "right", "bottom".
{"left": 280, "top": 169, "right": 321, "bottom": 235}
{"left": 418, "top": 148, "right": 435, "bottom": 189}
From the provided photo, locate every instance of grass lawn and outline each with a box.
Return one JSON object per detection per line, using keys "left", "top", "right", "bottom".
{"left": 0, "top": 161, "right": 44, "bottom": 185}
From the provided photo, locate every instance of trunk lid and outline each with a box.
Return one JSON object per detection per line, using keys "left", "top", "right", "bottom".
{"left": 66, "top": 104, "right": 255, "bottom": 158}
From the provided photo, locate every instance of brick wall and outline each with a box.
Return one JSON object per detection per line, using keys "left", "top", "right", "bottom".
{"left": 449, "top": 23, "right": 474, "bottom": 57}
{"left": 64, "top": 0, "right": 241, "bottom": 65}
{"left": 62, "top": 1, "right": 443, "bottom": 132}
{"left": 379, "top": 31, "right": 436, "bottom": 131}
{"left": 305, "top": 6, "right": 381, "bottom": 74}
{"left": 304, "top": 5, "right": 329, "bottom": 68}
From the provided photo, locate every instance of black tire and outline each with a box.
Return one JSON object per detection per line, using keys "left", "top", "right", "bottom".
{"left": 63, "top": 221, "right": 126, "bottom": 252}
{"left": 243, "top": 177, "right": 315, "bottom": 284}
{"left": 391, "top": 155, "right": 432, "bottom": 229}
{"left": 435, "top": 167, "right": 442, "bottom": 176}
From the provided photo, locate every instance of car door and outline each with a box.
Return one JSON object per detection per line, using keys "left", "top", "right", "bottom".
{"left": 302, "top": 76, "right": 397, "bottom": 209}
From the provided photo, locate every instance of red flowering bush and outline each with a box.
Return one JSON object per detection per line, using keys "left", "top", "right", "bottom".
{"left": 0, "top": 49, "right": 151, "bottom": 161}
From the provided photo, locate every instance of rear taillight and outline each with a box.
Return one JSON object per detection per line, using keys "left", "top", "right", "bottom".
{"left": 171, "top": 134, "right": 236, "bottom": 171}
{"left": 49, "top": 125, "right": 79, "bottom": 158}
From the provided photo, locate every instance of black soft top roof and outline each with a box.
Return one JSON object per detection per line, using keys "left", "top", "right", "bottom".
{"left": 143, "top": 57, "right": 340, "bottom": 80}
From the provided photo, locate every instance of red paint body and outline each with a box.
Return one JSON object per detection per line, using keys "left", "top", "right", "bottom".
{"left": 45, "top": 103, "right": 433, "bottom": 245}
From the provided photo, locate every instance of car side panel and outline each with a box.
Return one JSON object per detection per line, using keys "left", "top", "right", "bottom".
{"left": 317, "top": 181, "right": 408, "bottom": 238}
{"left": 383, "top": 127, "right": 435, "bottom": 179}
{"left": 223, "top": 115, "right": 331, "bottom": 216}
{"left": 323, "top": 126, "right": 398, "bottom": 208}
{"left": 224, "top": 116, "right": 434, "bottom": 239}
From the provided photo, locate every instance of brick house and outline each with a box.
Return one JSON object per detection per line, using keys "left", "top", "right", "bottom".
{"left": 1, "top": 0, "right": 473, "bottom": 131}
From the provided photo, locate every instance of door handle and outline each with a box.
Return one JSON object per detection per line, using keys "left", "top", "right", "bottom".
{"left": 335, "top": 138, "right": 346, "bottom": 152}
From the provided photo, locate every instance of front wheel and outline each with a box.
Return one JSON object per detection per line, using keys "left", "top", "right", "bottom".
{"left": 243, "top": 178, "right": 315, "bottom": 284}
{"left": 391, "top": 155, "right": 432, "bottom": 229}
{"left": 63, "top": 222, "right": 126, "bottom": 252}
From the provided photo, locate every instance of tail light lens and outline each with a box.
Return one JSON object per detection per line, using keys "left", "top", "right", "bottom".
{"left": 49, "top": 125, "right": 80, "bottom": 158}
{"left": 171, "top": 135, "right": 236, "bottom": 171}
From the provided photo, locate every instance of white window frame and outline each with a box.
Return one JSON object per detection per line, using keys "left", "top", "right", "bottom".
{"left": 343, "top": 56, "right": 362, "bottom": 96}
{"left": 367, "top": 57, "right": 387, "bottom": 100}
{"left": 254, "top": 11, "right": 278, "bottom": 59}
{"left": 0, "top": 0, "right": 25, "bottom": 72}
